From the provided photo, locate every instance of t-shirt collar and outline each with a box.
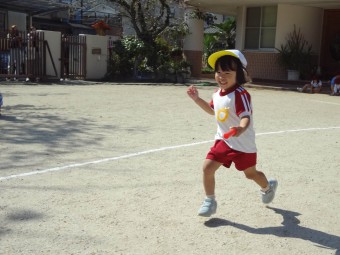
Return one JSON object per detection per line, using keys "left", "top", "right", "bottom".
{"left": 219, "top": 84, "right": 240, "bottom": 96}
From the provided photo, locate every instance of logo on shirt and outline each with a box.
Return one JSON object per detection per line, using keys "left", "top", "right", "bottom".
{"left": 217, "top": 107, "right": 229, "bottom": 122}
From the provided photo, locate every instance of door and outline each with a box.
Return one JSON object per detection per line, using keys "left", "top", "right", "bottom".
{"left": 320, "top": 10, "right": 340, "bottom": 78}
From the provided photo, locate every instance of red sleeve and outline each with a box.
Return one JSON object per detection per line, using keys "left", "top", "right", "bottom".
{"left": 209, "top": 100, "right": 214, "bottom": 109}
{"left": 235, "top": 88, "right": 252, "bottom": 117}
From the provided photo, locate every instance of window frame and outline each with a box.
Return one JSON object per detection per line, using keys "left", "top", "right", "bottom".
{"left": 244, "top": 6, "right": 277, "bottom": 50}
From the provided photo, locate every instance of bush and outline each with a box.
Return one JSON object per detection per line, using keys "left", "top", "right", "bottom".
{"left": 277, "top": 25, "right": 313, "bottom": 78}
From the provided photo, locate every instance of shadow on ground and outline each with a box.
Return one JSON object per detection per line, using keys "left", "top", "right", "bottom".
{"left": 204, "top": 206, "right": 340, "bottom": 254}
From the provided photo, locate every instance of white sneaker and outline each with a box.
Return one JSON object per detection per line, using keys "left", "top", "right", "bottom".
{"left": 297, "top": 87, "right": 303, "bottom": 92}
{"left": 262, "top": 179, "right": 278, "bottom": 204}
{"left": 198, "top": 197, "right": 217, "bottom": 217}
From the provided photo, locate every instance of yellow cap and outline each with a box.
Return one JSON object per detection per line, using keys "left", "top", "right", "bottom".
{"left": 208, "top": 49, "right": 247, "bottom": 69}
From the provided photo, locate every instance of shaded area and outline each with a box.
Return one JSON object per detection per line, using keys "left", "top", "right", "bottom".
{"left": 205, "top": 206, "right": 340, "bottom": 254}
{"left": 0, "top": 208, "right": 45, "bottom": 237}
{"left": 0, "top": 101, "right": 150, "bottom": 171}
{"left": 6, "top": 209, "right": 44, "bottom": 221}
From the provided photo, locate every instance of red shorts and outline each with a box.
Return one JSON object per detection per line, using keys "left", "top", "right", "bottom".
{"left": 206, "top": 140, "right": 257, "bottom": 171}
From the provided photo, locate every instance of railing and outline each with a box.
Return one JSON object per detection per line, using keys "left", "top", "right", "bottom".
{"left": 60, "top": 35, "right": 86, "bottom": 80}
{"left": 0, "top": 30, "right": 44, "bottom": 81}
{"left": 0, "top": 31, "right": 88, "bottom": 81}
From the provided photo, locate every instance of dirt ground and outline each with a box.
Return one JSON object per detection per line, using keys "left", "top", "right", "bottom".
{"left": 0, "top": 82, "right": 339, "bottom": 255}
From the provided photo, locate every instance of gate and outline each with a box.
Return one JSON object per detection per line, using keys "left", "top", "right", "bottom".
{"left": 60, "top": 35, "right": 86, "bottom": 80}
{"left": 0, "top": 30, "right": 44, "bottom": 81}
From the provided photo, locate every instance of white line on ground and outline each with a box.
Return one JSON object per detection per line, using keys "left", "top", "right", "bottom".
{"left": 1, "top": 126, "right": 340, "bottom": 181}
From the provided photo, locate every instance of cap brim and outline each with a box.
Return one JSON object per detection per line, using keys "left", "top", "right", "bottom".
{"left": 208, "top": 50, "right": 239, "bottom": 69}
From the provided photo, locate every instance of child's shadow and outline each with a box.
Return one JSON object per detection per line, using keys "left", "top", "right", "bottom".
{"left": 205, "top": 206, "right": 340, "bottom": 254}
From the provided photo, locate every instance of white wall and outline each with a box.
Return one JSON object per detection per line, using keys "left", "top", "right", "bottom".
{"left": 276, "top": 4, "right": 323, "bottom": 54}
{"left": 183, "top": 8, "right": 204, "bottom": 51}
{"left": 41, "top": 32, "right": 114, "bottom": 80}
{"left": 235, "top": 4, "right": 323, "bottom": 54}
{"left": 235, "top": 6, "right": 246, "bottom": 50}
{"left": 82, "top": 34, "right": 108, "bottom": 80}
{"left": 43, "top": 30, "right": 62, "bottom": 78}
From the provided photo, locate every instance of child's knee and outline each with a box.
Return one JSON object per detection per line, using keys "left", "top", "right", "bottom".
{"left": 203, "top": 165, "right": 215, "bottom": 176}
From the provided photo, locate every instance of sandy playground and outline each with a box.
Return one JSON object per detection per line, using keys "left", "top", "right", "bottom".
{"left": 0, "top": 82, "right": 339, "bottom": 255}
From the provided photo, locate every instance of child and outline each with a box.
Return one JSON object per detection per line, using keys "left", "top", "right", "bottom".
{"left": 297, "top": 76, "right": 322, "bottom": 93}
{"left": 187, "top": 49, "right": 278, "bottom": 217}
{"left": 330, "top": 75, "right": 340, "bottom": 96}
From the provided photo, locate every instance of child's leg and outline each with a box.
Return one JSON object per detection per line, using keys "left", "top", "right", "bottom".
{"left": 312, "top": 87, "right": 321, "bottom": 93}
{"left": 243, "top": 165, "right": 278, "bottom": 204}
{"left": 202, "top": 159, "right": 222, "bottom": 196}
{"left": 197, "top": 159, "right": 222, "bottom": 217}
{"left": 243, "top": 165, "right": 268, "bottom": 189}
{"left": 301, "top": 84, "right": 309, "bottom": 92}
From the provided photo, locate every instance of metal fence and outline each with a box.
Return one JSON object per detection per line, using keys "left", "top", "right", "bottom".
{"left": 0, "top": 30, "right": 87, "bottom": 81}
{"left": 60, "top": 35, "right": 86, "bottom": 80}
{"left": 0, "top": 30, "right": 44, "bottom": 81}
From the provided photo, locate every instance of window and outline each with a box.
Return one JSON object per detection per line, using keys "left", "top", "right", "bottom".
{"left": 245, "top": 6, "right": 277, "bottom": 49}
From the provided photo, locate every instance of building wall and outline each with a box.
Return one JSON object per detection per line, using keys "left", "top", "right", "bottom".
{"left": 183, "top": 8, "right": 204, "bottom": 77}
{"left": 276, "top": 4, "right": 323, "bottom": 54}
{"left": 43, "top": 31, "right": 62, "bottom": 78}
{"left": 235, "top": 4, "right": 323, "bottom": 80}
{"left": 244, "top": 52, "right": 286, "bottom": 80}
{"left": 83, "top": 34, "right": 109, "bottom": 80}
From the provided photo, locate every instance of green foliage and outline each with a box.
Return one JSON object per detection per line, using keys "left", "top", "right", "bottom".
{"left": 203, "top": 17, "right": 236, "bottom": 68}
{"left": 107, "top": 35, "right": 191, "bottom": 80}
{"left": 201, "top": 66, "right": 214, "bottom": 74}
{"left": 277, "top": 25, "right": 313, "bottom": 77}
{"left": 106, "top": 39, "right": 133, "bottom": 79}
{"left": 211, "top": 18, "right": 236, "bottom": 49}
{"left": 107, "top": 0, "right": 190, "bottom": 80}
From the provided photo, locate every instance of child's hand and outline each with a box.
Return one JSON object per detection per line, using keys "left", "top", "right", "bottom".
{"left": 187, "top": 85, "right": 199, "bottom": 101}
{"left": 225, "top": 126, "right": 244, "bottom": 137}
{"left": 233, "top": 127, "right": 243, "bottom": 137}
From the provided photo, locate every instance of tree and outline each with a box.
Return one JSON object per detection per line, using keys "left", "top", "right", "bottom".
{"left": 211, "top": 17, "right": 236, "bottom": 49}
{"left": 109, "top": 0, "right": 173, "bottom": 45}
{"left": 203, "top": 17, "right": 236, "bottom": 68}
{"left": 107, "top": 0, "right": 188, "bottom": 77}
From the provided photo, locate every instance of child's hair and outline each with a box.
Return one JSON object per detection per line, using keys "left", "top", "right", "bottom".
{"left": 215, "top": 55, "right": 247, "bottom": 85}
{"left": 311, "top": 75, "right": 320, "bottom": 82}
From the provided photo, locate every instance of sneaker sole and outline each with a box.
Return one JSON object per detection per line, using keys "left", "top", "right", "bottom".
{"left": 198, "top": 208, "right": 216, "bottom": 217}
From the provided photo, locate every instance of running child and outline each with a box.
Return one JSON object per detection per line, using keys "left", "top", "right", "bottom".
{"left": 186, "top": 49, "right": 278, "bottom": 217}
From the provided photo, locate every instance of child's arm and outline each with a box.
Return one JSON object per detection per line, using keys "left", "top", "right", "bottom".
{"left": 231, "top": 116, "right": 250, "bottom": 137}
{"left": 187, "top": 85, "right": 214, "bottom": 115}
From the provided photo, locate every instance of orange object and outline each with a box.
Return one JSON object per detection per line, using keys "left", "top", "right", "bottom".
{"left": 223, "top": 128, "right": 237, "bottom": 139}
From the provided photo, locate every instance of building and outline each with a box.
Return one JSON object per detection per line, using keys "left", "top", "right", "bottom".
{"left": 0, "top": 0, "right": 70, "bottom": 31}
{"left": 183, "top": 0, "right": 340, "bottom": 80}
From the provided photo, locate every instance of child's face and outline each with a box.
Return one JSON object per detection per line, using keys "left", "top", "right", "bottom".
{"left": 215, "top": 65, "right": 237, "bottom": 91}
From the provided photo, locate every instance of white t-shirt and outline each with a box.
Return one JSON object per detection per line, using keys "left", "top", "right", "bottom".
{"left": 210, "top": 86, "right": 257, "bottom": 153}
{"left": 310, "top": 80, "right": 322, "bottom": 88}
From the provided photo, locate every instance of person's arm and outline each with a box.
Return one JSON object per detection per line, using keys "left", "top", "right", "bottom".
{"left": 229, "top": 88, "right": 252, "bottom": 137}
{"left": 187, "top": 85, "right": 214, "bottom": 115}
{"left": 231, "top": 116, "right": 250, "bottom": 137}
